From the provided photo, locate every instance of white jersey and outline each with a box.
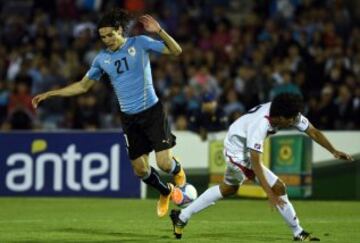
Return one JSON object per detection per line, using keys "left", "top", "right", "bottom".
{"left": 224, "top": 102, "right": 309, "bottom": 168}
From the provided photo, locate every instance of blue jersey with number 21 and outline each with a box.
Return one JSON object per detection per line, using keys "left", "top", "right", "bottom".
{"left": 86, "top": 35, "right": 166, "bottom": 114}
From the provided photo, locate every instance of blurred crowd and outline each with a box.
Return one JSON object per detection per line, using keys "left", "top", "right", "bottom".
{"left": 0, "top": 0, "right": 359, "bottom": 133}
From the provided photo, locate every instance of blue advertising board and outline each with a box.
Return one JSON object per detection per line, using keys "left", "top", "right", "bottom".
{"left": 0, "top": 131, "right": 140, "bottom": 198}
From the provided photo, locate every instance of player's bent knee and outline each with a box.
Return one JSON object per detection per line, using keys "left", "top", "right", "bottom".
{"left": 272, "top": 179, "right": 286, "bottom": 196}
{"left": 133, "top": 167, "right": 149, "bottom": 177}
{"left": 220, "top": 183, "right": 239, "bottom": 197}
{"left": 130, "top": 156, "right": 150, "bottom": 177}
{"left": 131, "top": 162, "right": 150, "bottom": 177}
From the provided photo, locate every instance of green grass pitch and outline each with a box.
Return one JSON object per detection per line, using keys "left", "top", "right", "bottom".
{"left": 0, "top": 198, "right": 359, "bottom": 242}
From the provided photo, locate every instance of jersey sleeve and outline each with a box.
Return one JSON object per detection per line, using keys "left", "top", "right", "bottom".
{"left": 294, "top": 113, "right": 309, "bottom": 132}
{"left": 86, "top": 55, "right": 103, "bottom": 81}
{"left": 246, "top": 119, "right": 268, "bottom": 153}
{"left": 137, "top": 35, "right": 166, "bottom": 53}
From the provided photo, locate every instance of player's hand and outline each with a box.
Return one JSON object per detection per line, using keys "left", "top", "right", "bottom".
{"left": 138, "top": 14, "right": 161, "bottom": 33}
{"left": 32, "top": 93, "right": 49, "bottom": 108}
{"left": 332, "top": 150, "right": 353, "bottom": 161}
{"left": 267, "top": 192, "right": 286, "bottom": 210}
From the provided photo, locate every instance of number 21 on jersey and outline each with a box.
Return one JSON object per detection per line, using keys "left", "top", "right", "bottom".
{"left": 114, "top": 57, "right": 129, "bottom": 74}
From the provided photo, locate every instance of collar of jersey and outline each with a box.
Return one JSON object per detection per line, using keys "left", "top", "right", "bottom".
{"left": 264, "top": 115, "right": 277, "bottom": 131}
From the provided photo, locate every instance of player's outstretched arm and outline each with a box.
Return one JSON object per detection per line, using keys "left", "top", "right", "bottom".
{"left": 32, "top": 76, "right": 96, "bottom": 108}
{"left": 138, "top": 14, "right": 182, "bottom": 56}
{"left": 250, "top": 150, "right": 286, "bottom": 209}
{"left": 305, "top": 123, "right": 353, "bottom": 161}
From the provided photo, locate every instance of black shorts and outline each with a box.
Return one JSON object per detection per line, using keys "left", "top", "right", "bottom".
{"left": 120, "top": 102, "right": 176, "bottom": 160}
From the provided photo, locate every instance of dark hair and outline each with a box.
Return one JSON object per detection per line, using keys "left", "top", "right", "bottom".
{"left": 97, "top": 9, "right": 132, "bottom": 32}
{"left": 270, "top": 93, "right": 303, "bottom": 118}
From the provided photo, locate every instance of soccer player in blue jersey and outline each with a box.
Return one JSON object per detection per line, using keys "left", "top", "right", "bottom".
{"left": 32, "top": 9, "right": 186, "bottom": 217}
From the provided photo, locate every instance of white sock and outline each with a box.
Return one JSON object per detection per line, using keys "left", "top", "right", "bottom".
{"left": 277, "top": 194, "right": 303, "bottom": 236}
{"left": 179, "top": 185, "right": 223, "bottom": 223}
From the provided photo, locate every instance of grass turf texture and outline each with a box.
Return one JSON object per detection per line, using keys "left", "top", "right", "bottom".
{"left": 0, "top": 198, "right": 359, "bottom": 242}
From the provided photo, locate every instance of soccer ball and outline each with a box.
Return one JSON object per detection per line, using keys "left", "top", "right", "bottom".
{"left": 172, "top": 183, "right": 198, "bottom": 208}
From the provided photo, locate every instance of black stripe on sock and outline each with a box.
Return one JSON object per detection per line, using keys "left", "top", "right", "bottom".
{"left": 142, "top": 167, "right": 170, "bottom": 195}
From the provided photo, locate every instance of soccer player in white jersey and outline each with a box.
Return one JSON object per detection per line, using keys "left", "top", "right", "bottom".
{"left": 32, "top": 9, "right": 186, "bottom": 217}
{"left": 170, "top": 93, "right": 353, "bottom": 241}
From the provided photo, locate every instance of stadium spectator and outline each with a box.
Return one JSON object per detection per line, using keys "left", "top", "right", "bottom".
{"left": 189, "top": 65, "right": 221, "bottom": 98}
{"left": 317, "top": 84, "right": 338, "bottom": 129}
{"left": 188, "top": 92, "right": 228, "bottom": 141}
{"left": 353, "top": 86, "right": 360, "bottom": 129}
{"left": 269, "top": 69, "right": 302, "bottom": 99}
{"left": 0, "top": 80, "right": 9, "bottom": 125}
{"left": 0, "top": 0, "right": 358, "bottom": 131}
{"left": 72, "top": 94, "right": 100, "bottom": 130}
{"left": 221, "top": 88, "right": 246, "bottom": 124}
{"left": 6, "top": 80, "right": 34, "bottom": 130}
{"left": 8, "top": 81, "right": 34, "bottom": 116}
{"left": 334, "top": 84, "right": 357, "bottom": 129}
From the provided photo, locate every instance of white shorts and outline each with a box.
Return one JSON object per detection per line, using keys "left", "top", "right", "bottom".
{"left": 223, "top": 156, "right": 278, "bottom": 187}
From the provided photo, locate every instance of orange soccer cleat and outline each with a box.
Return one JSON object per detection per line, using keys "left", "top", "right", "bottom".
{"left": 157, "top": 183, "right": 174, "bottom": 217}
